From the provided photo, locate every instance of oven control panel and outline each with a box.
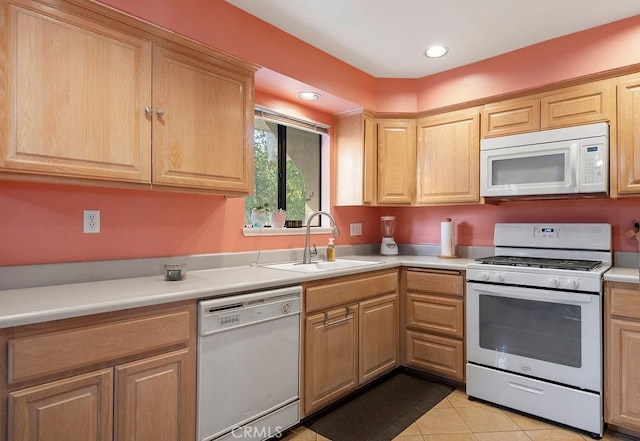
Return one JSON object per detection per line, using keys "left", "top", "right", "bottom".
{"left": 466, "top": 267, "right": 602, "bottom": 293}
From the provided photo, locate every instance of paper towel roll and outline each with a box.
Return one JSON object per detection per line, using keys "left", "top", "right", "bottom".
{"left": 441, "top": 219, "right": 456, "bottom": 257}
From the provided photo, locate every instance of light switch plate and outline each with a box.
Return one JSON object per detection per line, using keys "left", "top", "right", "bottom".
{"left": 350, "top": 223, "right": 362, "bottom": 236}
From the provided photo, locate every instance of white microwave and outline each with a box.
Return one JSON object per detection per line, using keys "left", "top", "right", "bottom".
{"left": 480, "top": 122, "right": 609, "bottom": 199}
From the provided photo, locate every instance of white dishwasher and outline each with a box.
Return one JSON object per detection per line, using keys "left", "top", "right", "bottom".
{"left": 197, "top": 286, "right": 302, "bottom": 441}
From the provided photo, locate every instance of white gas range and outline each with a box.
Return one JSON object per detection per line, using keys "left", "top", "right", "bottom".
{"left": 466, "top": 223, "right": 611, "bottom": 439}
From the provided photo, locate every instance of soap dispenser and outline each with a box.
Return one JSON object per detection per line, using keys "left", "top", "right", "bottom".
{"left": 327, "top": 238, "right": 336, "bottom": 262}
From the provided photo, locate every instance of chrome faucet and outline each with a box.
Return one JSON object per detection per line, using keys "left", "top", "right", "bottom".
{"left": 303, "top": 211, "right": 340, "bottom": 264}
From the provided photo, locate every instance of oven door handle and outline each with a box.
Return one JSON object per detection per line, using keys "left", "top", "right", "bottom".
{"left": 470, "top": 283, "right": 593, "bottom": 304}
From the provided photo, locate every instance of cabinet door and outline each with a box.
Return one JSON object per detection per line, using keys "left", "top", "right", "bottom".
{"left": 540, "top": 80, "right": 613, "bottom": 130}
{"left": 152, "top": 44, "right": 254, "bottom": 193}
{"left": 9, "top": 369, "right": 113, "bottom": 441}
{"left": 608, "top": 318, "right": 640, "bottom": 431}
{"left": 359, "top": 294, "right": 398, "bottom": 384}
{"left": 304, "top": 305, "right": 359, "bottom": 415}
{"left": 377, "top": 119, "right": 415, "bottom": 204}
{"left": 481, "top": 98, "right": 540, "bottom": 138}
{"left": 334, "top": 111, "right": 376, "bottom": 205}
{"left": 416, "top": 109, "right": 480, "bottom": 204}
{"left": 2, "top": 0, "right": 152, "bottom": 183}
{"left": 617, "top": 76, "right": 640, "bottom": 195}
{"left": 115, "top": 349, "right": 194, "bottom": 441}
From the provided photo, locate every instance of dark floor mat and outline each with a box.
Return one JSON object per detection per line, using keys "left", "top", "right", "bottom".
{"left": 303, "top": 371, "right": 455, "bottom": 441}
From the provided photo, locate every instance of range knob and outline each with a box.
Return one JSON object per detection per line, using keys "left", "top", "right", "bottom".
{"left": 493, "top": 273, "right": 505, "bottom": 283}
{"left": 567, "top": 279, "right": 579, "bottom": 290}
{"left": 550, "top": 277, "right": 560, "bottom": 288}
{"left": 480, "top": 271, "right": 489, "bottom": 281}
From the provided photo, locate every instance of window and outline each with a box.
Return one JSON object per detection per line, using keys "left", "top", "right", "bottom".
{"left": 245, "top": 109, "right": 328, "bottom": 228}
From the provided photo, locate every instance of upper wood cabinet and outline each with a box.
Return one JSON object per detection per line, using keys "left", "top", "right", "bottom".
{"left": 151, "top": 44, "right": 254, "bottom": 193}
{"left": 541, "top": 80, "right": 614, "bottom": 130}
{"left": 377, "top": 119, "right": 416, "bottom": 205}
{"left": 481, "top": 98, "right": 540, "bottom": 138}
{"left": 2, "top": 0, "right": 152, "bottom": 183}
{"left": 0, "top": 0, "right": 256, "bottom": 195}
{"left": 416, "top": 108, "right": 480, "bottom": 205}
{"left": 334, "top": 110, "right": 377, "bottom": 206}
{"left": 481, "top": 79, "right": 614, "bottom": 138}
{"left": 616, "top": 74, "right": 640, "bottom": 195}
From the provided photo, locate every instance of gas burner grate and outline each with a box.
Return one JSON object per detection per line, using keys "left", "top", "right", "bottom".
{"left": 475, "top": 255, "right": 602, "bottom": 271}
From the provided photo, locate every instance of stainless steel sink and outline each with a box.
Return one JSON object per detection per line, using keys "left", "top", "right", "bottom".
{"left": 264, "top": 259, "right": 382, "bottom": 273}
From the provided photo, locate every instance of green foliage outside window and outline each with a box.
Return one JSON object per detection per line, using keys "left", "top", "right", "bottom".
{"left": 244, "top": 128, "right": 308, "bottom": 224}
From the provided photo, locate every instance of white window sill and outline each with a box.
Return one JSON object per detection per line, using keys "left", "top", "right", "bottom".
{"left": 242, "top": 227, "right": 333, "bottom": 237}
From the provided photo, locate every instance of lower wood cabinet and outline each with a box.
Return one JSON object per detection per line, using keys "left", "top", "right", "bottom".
{"left": 115, "top": 349, "right": 191, "bottom": 441}
{"left": 359, "top": 294, "right": 399, "bottom": 384}
{"left": 304, "top": 304, "right": 359, "bottom": 414}
{"left": 302, "top": 269, "right": 399, "bottom": 416}
{"left": 403, "top": 268, "right": 465, "bottom": 383}
{"left": 9, "top": 369, "right": 114, "bottom": 441}
{"left": 605, "top": 282, "right": 640, "bottom": 433}
{"left": 1, "top": 300, "right": 197, "bottom": 441}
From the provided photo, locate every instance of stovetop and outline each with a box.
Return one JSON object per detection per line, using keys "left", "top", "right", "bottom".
{"left": 474, "top": 255, "right": 603, "bottom": 271}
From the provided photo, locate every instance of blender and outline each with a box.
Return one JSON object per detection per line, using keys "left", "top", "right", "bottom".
{"left": 380, "top": 215, "right": 398, "bottom": 255}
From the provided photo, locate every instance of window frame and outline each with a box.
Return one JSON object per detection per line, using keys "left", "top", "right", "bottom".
{"left": 242, "top": 108, "right": 331, "bottom": 236}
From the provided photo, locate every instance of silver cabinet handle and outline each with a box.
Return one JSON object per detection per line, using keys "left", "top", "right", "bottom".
{"left": 156, "top": 109, "right": 165, "bottom": 117}
{"left": 323, "top": 307, "right": 353, "bottom": 327}
{"left": 144, "top": 106, "right": 152, "bottom": 115}
{"left": 324, "top": 314, "right": 353, "bottom": 327}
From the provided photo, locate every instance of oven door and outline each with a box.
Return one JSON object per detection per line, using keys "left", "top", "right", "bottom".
{"left": 466, "top": 282, "right": 601, "bottom": 392}
{"left": 480, "top": 141, "right": 578, "bottom": 197}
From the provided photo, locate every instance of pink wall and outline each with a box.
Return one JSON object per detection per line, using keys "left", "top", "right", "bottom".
{"left": 3, "top": 2, "right": 640, "bottom": 266}
{"left": 415, "top": 15, "right": 640, "bottom": 111}
{"left": 0, "top": 180, "right": 376, "bottom": 266}
{"left": 96, "top": 0, "right": 379, "bottom": 112}
{"left": 388, "top": 198, "right": 640, "bottom": 252}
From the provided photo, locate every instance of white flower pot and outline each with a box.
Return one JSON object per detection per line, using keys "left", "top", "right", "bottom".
{"left": 269, "top": 211, "right": 286, "bottom": 228}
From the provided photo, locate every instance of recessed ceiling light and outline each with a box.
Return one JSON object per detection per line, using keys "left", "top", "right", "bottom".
{"left": 297, "top": 92, "right": 321, "bottom": 101}
{"left": 425, "top": 46, "right": 448, "bottom": 58}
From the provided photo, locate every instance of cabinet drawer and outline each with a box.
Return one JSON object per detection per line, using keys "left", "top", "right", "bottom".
{"left": 305, "top": 270, "right": 398, "bottom": 313}
{"left": 405, "top": 270, "right": 463, "bottom": 297}
{"left": 609, "top": 285, "right": 640, "bottom": 320}
{"left": 8, "top": 309, "right": 192, "bottom": 384}
{"left": 406, "top": 293, "right": 463, "bottom": 338}
{"left": 406, "top": 330, "right": 464, "bottom": 382}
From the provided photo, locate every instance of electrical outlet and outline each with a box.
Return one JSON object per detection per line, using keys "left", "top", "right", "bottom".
{"left": 350, "top": 222, "right": 362, "bottom": 236}
{"left": 83, "top": 210, "right": 100, "bottom": 233}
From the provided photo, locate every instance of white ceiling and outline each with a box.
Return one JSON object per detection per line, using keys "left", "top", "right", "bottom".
{"left": 226, "top": 0, "right": 640, "bottom": 79}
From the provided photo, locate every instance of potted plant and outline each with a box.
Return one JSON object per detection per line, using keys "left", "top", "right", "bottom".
{"left": 250, "top": 202, "right": 269, "bottom": 228}
{"left": 269, "top": 208, "right": 286, "bottom": 228}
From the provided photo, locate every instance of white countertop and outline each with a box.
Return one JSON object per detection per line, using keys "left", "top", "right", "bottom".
{"left": 4, "top": 252, "right": 639, "bottom": 330}
{"left": 0, "top": 255, "right": 472, "bottom": 329}
{"left": 604, "top": 267, "right": 640, "bottom": 284}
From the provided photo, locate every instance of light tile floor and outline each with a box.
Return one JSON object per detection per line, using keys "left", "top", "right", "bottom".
{"left": 282, "top": 388, "right": 639, "bottom": 441}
